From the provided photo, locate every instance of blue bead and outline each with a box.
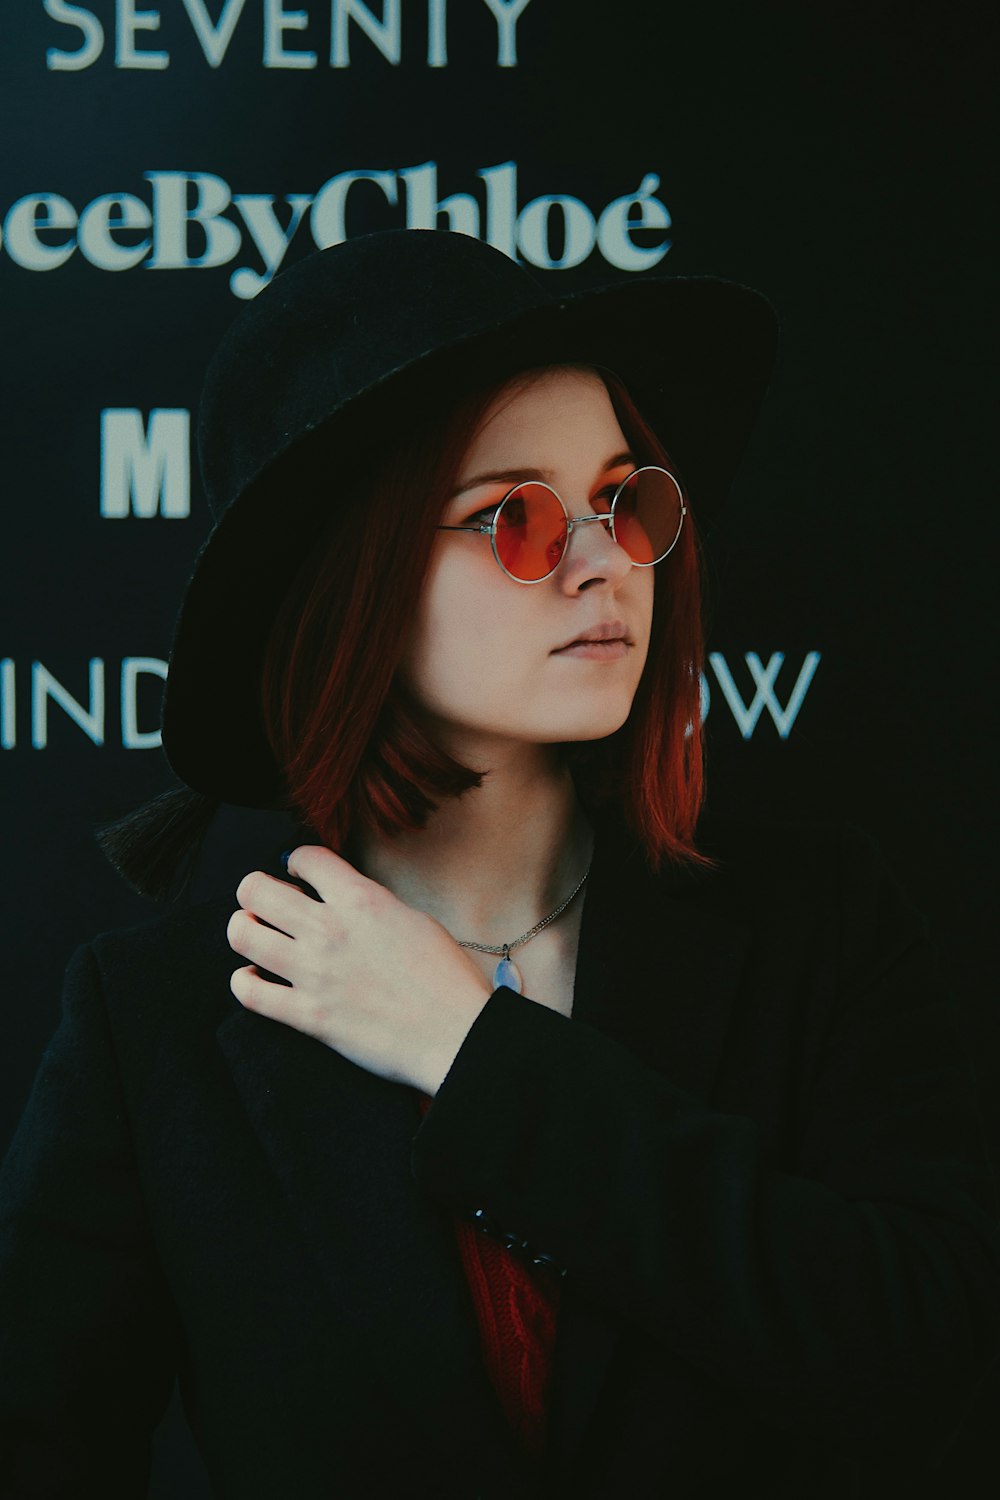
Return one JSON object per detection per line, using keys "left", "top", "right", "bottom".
{"left": 493, "top": 956, "right": 522, "bottom": 993}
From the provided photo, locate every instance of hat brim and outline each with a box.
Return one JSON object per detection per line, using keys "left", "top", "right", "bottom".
{"left": 163, "top": 272, "right": 777, "bottom": 806}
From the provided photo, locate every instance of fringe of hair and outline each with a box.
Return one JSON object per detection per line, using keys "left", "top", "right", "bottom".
{"left": 94, "top": 785, "right": 221, "bottom": 903}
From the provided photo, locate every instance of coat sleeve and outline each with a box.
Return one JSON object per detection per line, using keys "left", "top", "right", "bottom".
{"left": 410, "top": 822, "right": 1000, "bottom": 1462}
{"left": 0, "top": 943, "right": 179, "bottom": 1498}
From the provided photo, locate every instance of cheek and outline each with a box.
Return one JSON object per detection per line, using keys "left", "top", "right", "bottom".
{"left": 399, "top": 551, "right": 515, "bottom": 703}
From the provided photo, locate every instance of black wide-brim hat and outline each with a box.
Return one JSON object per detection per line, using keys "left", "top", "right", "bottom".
{"left": 163, "top": 228, "right": 778, "bottom": 810}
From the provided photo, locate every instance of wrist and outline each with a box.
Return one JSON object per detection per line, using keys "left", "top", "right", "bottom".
{"left": 412, "top": 981, "right": 491, "bottom": 1096}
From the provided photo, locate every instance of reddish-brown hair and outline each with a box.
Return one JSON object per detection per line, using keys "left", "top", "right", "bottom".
{"left": 260, "top": 362, "right": 712, "bottom": 871}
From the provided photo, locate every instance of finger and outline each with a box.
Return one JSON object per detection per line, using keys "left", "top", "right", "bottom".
{"left": 235, "top": 869, "right": 312, "bottom": 932}
{"left": 230, "top": 963, "right": 296, "bottom": 1014}
{"left": 227, "top": 909, "right": 296, "bottom": 982}
{"left": 285, "top": 844, "right": 366, "bottom": 901}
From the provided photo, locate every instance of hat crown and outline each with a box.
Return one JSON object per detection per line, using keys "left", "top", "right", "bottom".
{"left": 199, "top": 230, "right": 553, "bottom": 520}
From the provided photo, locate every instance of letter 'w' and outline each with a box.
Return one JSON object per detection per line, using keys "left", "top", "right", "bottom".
{"left": 708, "top": 651, "right": 821, "bottom": 738}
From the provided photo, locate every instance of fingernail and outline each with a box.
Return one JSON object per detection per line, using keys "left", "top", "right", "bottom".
{"left": 280, "top": 849, "right": 292, "bottom": 872}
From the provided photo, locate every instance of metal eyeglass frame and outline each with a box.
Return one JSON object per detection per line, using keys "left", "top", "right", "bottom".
{"left": 436, "top": 464, "right": 687, "bottom": 584}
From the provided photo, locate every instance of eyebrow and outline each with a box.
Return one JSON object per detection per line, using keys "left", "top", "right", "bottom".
{"left": 450, "top": 450, "right": 636, "bottom": 497}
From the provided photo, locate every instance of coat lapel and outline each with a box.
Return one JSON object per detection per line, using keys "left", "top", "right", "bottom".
{"left": 543, "top": 812, "right": 752, "bottom": 1481}
{"left": 571, "top": 813, "right": 751, "bottom": 1097}
{"left": 216, "top": 1008, "right": 534, "bottom": 1484}
{"left": 216, "top": 811, "right": 750, "bottom": 1483}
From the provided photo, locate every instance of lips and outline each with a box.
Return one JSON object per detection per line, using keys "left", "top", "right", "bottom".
{"left": 553, "top": 619, "right": 631, "bottom": 652}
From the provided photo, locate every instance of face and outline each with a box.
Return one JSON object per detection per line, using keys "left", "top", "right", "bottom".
{"left": 397, "top": 367, "right": 655, "bottom": 763}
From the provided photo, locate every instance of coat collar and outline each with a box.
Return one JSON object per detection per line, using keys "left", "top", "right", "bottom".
{"left": 215, "top": 811, "right": 750, "bottom": 1483}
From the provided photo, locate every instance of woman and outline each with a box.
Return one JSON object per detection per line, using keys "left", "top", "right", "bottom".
{"left": 1, "top": 229, "right": 997, "bottom": 1499}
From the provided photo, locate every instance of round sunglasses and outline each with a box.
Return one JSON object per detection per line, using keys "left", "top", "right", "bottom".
{"left": 436, "top": 465, "right": 686, "bottom": 584}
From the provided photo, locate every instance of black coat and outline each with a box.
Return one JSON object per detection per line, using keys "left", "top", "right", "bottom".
{"left": 1, "top": 814, "right": 998, "bottom": 1499}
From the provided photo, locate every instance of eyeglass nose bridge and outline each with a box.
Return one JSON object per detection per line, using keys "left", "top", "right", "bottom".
{"left": 568, "top": 511, "right": 611, "bottom": 527}
{"left": 566, "top": 510, "right": 615, "bottom": 533}
{"left": 561, "top": 508, "right": 619, "bottom": 557}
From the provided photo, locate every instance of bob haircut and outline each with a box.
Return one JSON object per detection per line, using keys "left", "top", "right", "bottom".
{"left": 260, "top": 361, "right": 713, "bottom": 872}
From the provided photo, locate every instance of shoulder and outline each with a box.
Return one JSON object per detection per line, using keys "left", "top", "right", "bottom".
{"left": 600, "top": 808, "right": 928, "bottom": 965}
{"left": 686, "top": 813, "right": 932, "bottom": 983}
{"left": 71, "top": 892, "right": 238, "bottom": 1029}
{"left": 87, "top": 891, "right": 235, "bottom": 970}
{"left": 694, "top": 812, "right": 887, "bottom": 902}
{"left": 604, "top": 809, "right": 891, "bottom": 911}
{"left": 27, "top": 894, "right": 244, "bottom": 1098}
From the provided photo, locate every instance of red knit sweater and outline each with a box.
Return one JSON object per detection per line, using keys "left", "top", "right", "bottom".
{"left": 417, "top": 1092, "right": 562, "bottom": 1455}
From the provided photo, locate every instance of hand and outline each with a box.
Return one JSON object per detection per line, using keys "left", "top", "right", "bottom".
{"left": 226, "top": 845, "right": 493, "bottom": 1096}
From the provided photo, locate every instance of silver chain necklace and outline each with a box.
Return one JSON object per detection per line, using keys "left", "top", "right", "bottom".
{"left": 456, "top": 862, "right": 591, "bottom": 994}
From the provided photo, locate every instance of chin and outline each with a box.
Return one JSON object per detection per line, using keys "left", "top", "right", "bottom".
{"left": 537, "top": 701, "right": 636, "bottom": 744}
{"left": 566, "top": 719, "right": 632, "bottom": 744}
{"left": 582, "top": 682, "right": 640, "bottom": 735}
{"left": 426, "top": 685, "right": 640, "bottom": 752}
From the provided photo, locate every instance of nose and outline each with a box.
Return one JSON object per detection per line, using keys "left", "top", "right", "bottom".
{"left": 557, "top": 510, "right": 634, "bottom": 593}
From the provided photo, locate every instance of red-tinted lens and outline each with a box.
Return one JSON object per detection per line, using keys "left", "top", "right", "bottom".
{"left": 494, "top": 483, "right": 568, "bottom": 581}
{"left": 612, "top": 468, "right": 684, "bottom": 564}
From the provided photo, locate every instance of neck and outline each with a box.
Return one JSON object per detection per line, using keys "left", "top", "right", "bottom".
{"left": 352, "top": 745, "right": 593, "bottom": 945}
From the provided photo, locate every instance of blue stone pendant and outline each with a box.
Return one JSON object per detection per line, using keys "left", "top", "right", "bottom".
{"left": 492, "top": 955, "right": 523, "bottom": 993}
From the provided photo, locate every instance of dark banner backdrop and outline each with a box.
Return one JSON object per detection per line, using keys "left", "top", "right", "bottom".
{"left": 2, "top": 2, "right": 996, "bottom": 1489}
